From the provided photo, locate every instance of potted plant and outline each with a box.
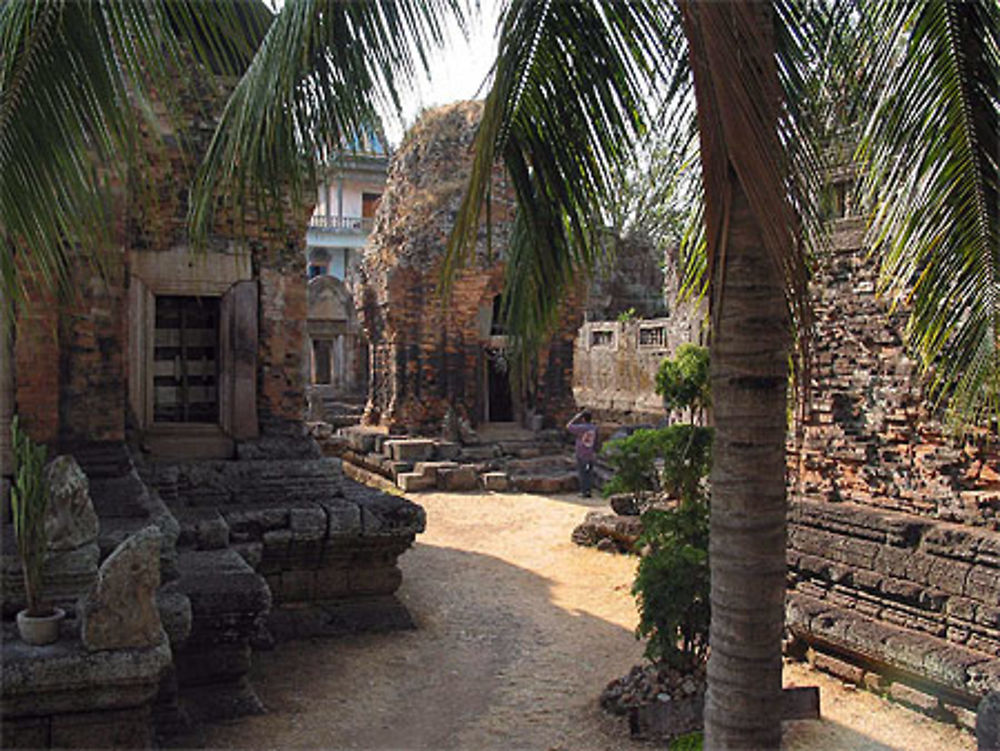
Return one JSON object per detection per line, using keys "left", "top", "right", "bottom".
{"left": 11, "top": 417, "right": 63, "bottom": 645}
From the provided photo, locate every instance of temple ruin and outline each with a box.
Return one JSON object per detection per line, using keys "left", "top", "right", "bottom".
{"left": 1, "top": 64, "right": 421, "bottom": 747}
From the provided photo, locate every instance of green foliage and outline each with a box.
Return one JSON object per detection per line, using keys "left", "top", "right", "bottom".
{"left": 633, "top": 499, "right": 710, "bottom": 670}
{"left": 655, "top": 344, "right": 710, "bottom": 415}
{"left": 669, "top": 731, "right": 703, "bottom": 751}
{"left": 11, "top": 417, "right": 49, "bottom": 616}
{"left": 601, "top": 425, "right": 712, "bottom": 499}
{"left": 617, "top": 307, "right": 637, "bottom": 323}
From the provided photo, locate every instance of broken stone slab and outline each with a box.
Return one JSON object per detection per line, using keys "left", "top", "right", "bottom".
{"left": 397, "top": 472, "right": 435, "bottom": 493}
{"left": 413, "top": 461, "right": 459, "bottom": 482}
{"left": 80, "top": 526, "right": 166, "bottom": 652}
{"left": 384, "top": 439, "right": 435, "bottom": 463}
{"left": 571, "top": 512, "right": 643, "bottom": 553}
{"left": 44, "top": 455, "right": 100, "bottom": 551}
{"left": 437, "top": 466, "right": 479, "bottom": 492}
{"left": 482, "top": 472, "right": 511, "bottom": 492}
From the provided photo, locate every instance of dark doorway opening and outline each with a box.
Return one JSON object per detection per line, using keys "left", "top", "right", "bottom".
{"left": 486, "top": 350, "right": 514, "bottom": 422}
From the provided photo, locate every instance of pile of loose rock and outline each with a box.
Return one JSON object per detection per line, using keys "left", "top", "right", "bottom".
{"left": 571, "top": 492, "right": 673, "bottom": 553}
{"left": 601, "top": 662, "right": 706, "bottom": 740}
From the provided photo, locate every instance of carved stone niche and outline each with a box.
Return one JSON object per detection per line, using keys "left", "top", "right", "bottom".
{"left": 128, "top": 248, "right": 259, "bottom": 459}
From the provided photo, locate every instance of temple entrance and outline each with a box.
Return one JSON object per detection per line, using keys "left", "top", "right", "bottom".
{"left": 485, "top": 348, "right": 514, "bottom": 423}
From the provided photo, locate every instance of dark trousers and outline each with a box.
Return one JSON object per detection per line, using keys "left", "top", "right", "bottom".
{"left": 577, "top": 458, "right": 593, "bottom": 496}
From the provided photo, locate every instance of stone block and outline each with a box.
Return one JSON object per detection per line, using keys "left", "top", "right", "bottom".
{"left": 1, "top": 716, "right": 49, "bottom": 748}
{"left": 438, "top": 466, "right": 479, "bottom": 492}
{"left": 349, "top": 566, "right": 403, "bottom": 596}
{"left": 195, "top": 512, "right": 230, "bottom": 550}
{"left": 889, "top": 681, "right": 940, "bottom": 715}
{"left": 175, "top": 643, "right": 252, "bottom": 686}
{"left": 313, "top": 566, "right": 350, "bottom": 599}
{"left": 433, "top": 441, "right": 461, "bottom": 461}
{"left": 278, "top": 569, "right": 316, "bottom": 603}
{"left": 482, "top": 472, "right": 511, "bottom": 492}
{"left": 322, "top": 502, "right": 362, "bottom": 537}
{"left": 289, "top": 505, "right": 327, "bottom": 541}
{"left": 388, "top": 461, "right": 415, "bottom": 480}
{"left": 809, "top": 648, "right": 865, "bottom": 685}
{"left": 397, "top": 472, "right": 435, "bottom": 492}
{"left": 385, "top": 439, "right": 435, "bottom": 463}
{"left": 413, "top": 461, "right": 459, "bottom": 482}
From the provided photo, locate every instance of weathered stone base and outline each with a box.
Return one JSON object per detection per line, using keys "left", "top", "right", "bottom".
{"left": 1, "top": 627, "right": 171, "bottom": 750}
{"left": 266, "top": 595, "right": 416, "bottom": 640}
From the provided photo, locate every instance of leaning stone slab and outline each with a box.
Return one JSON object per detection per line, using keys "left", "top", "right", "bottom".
{"left": 80, "top": 526, "right": 165, "bottom": 652}
{"left": 438, "top": 466, "right": 479, "bottom": 492}
{"left": 44, "top": 455, "right": 100, "bottom": 551}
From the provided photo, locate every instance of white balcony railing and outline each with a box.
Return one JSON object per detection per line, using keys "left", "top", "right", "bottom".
{"left": 308, "top": 215, "right": 374, "bottom": 233}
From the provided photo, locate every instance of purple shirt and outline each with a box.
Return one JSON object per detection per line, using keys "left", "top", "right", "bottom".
{"left": 568, "top": 422, "right": 598, "bottom": 462}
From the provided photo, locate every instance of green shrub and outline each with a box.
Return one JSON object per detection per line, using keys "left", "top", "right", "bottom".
{"left": 656, "top": 344, "right": 710, "bottom": 418}
{"left": 601, "top": 425, "right": 712, "bottom": 499}
{"left": 633, "top": 499, "right": 710, "bottom": 669}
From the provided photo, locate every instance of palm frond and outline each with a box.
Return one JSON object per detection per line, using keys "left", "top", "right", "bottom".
{"left": 445, "top": 0, "right": 683, "bottom": 359}
{"left": 189, "top": 0, "right": 469, "bottom": 243}
{"left": 0, "top": 1, "right": 268, "bottom": 310}
{"left": 859, "top": 0, "right": 1000, "bottom": 426}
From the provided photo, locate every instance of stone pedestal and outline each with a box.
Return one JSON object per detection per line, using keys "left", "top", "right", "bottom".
{"left": 1, "top": 623, "right": 170, "bottom": 749}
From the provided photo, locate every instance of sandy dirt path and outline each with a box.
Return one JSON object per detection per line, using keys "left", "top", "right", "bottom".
{"left": 205, "top": 491, "right": 975, "bottom": 750}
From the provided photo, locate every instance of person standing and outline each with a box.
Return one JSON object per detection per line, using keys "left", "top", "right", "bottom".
{"left": 566, "top": 410, "right": 598, "bottom": 498}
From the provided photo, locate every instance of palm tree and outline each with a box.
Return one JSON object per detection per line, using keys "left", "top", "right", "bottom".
{"left": 436, "top": 0, "right": 1000, "bottom": 746}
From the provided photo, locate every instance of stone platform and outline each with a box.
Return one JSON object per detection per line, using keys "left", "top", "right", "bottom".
{"left": 786, "top": 497, "right": 1000, "bottom": 729}
{"left": 1, "top": 621, "right": 171, "bottom": 749}
{"left": 328, "top": 425, "right": 579, "bottom": 495}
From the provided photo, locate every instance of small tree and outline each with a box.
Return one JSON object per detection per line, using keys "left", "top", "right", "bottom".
{"left": 11, "top": 417, "right": 50, "bottom": 617}
{"left": 656, "top": 344, "right": 710, "bottom": 423}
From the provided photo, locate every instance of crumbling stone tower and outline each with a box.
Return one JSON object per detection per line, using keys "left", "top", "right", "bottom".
{"left": 358, "top": 101, "right": 580, "bottom": 434}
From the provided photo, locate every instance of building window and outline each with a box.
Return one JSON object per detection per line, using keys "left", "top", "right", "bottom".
{"left": 638, "top": 325, "right": 665, "bottom": 348}
{"left": 591, "top": 329, "right": 614, "bottom": 347}
{"left": 153, "top": 296, "right": 219, "bottom": 423}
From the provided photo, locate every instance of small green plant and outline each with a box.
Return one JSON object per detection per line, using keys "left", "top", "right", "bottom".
{"left": 617, "top": 307, "right": 637, "bottom": 323}
{"left": 656, "top": 344, "right": 710, "bottom": 421}
{"left": 669, "top": 731, "right": 703, "bottom": 751}
{"left": 11, "top": 417, "right": 51, "bottom": 617}
{"left": 601, "top": 425, "right": 712, "bottom": 499}
{"left": 633, "top": 499, "right": 710, "bottom": 669}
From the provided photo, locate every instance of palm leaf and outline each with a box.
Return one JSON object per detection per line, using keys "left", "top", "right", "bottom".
{"left": 859, "top": 0, "right": 1000, "bottom": 426}
{"left": 189, "top": 0, "right": 469, "bottom": 244}
{"left": 0, "top": 0, "right": 268, "bottom": 310}
{"left": 444, "top": 0, "right": 682, "bottom": 367}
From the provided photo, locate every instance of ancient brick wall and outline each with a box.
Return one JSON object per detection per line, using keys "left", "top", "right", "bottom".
{"left": 359, "top": 101, "right": 579, "bottom": 432}
{"left": 790, "top": 216, "right": 1000, "bottom": 527}
{"left": 13, "top": 61, "right": 311, "bottom": 450}
{"left": 786, "top": 215, "right": 1000, "bottom": 706}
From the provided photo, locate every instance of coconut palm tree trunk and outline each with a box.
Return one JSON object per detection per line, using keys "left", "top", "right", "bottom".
{"left": 679, "top": 3, "right": 794, "bottom": 748}
{"left": 704, "top": 183, "right": 789, "bottom": 750}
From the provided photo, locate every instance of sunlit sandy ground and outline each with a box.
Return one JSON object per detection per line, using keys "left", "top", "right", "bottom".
{"left": 206, "top": 491, "right": 974, "bottom": 751}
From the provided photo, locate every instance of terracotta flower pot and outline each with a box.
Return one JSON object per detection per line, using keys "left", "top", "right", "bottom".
{"left": 16, "top": 607, "right": 65, "bottom": 646}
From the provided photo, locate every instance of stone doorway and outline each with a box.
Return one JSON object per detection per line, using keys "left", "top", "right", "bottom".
{"left": 485, "top": 347, "right": 514, "bottom": 423}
